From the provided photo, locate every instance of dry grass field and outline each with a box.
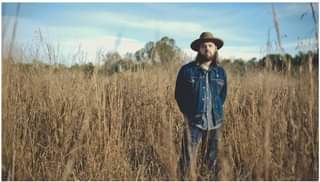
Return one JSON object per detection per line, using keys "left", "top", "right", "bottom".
{"left": 2, "top": 57, "right": 318, "bottom": 180}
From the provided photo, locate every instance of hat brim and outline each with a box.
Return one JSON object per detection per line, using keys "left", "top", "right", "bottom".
{"left": 191, "top": 38, "right": 224, "bottom": 51}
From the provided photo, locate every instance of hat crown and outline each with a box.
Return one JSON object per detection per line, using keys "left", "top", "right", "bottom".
{"left": 200, "top": 32, "right": 214, "bottom": 39}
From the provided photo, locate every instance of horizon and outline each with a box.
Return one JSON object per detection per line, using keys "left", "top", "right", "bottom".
{"left": 2, "top": 3, "right": 319, "bottom": 65}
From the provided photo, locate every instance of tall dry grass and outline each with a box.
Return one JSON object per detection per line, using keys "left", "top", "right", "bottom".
{"left": 2, "top": 59, "right": 318, "bottom": 180}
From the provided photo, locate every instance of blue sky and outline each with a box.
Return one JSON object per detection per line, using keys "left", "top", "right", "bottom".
{"left": 2, "top": 3, "right": 319, "bottom": 65}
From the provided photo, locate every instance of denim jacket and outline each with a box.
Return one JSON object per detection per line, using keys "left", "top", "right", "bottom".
{"left": 175, "top": 60, "right": 227, "bottom": 126}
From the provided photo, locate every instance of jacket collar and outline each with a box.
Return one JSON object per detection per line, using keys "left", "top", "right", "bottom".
{"left": 194, "top": 60, "right": 217, "bottom": 71}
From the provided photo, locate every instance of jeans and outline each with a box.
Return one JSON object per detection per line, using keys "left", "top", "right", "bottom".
{"left": 179, "top": 122, "right": 222, "bottom": 180}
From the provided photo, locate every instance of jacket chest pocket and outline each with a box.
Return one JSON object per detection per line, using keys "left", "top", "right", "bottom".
{"left": 186, "top": 75, "right": 201, "bottom": 84}
{"left": 186, "top": 75, "right": 202, "bottom": 95}
{"left": 216, "top": 79, "right": 224, "bottom": 87}
{"left": 186, "top": 77, "right": 195, "bottom": 84}
{"left": 211, "top": 78, "right": 224, "bottom": 93}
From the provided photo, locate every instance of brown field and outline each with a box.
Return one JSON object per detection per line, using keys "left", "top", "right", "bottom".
{"left": 2, "top": 59, "right": 318, "bottom": 180}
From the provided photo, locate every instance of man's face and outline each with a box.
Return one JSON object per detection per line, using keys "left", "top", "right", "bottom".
{"left": 199, "top": 42, "right": 217, "bottom": 60}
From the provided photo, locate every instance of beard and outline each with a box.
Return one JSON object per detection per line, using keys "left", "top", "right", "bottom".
{"left": 196, "top": 51, "right": 218, "bottom": 64}
{"left": 202, "top": 52, "right": 214, "bottom": 61}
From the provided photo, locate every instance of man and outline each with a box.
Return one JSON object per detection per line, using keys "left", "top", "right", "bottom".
{"left": 175, "top": 32, "right": 227, "bottom": 180}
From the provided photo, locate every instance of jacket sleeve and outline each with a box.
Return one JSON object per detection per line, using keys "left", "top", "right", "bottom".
{"left": 220, "top": 69, "right": 227, "bottom": 105}
{"left": 175, "top": 67, "right": 188, "bottom": 115}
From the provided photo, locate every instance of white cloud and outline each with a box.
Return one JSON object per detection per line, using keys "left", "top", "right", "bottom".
{"left": 220, "top": 46, "right": 260, "bottom": 60}
{"left": 3, "top": 15, "right": 144, "bottom": 64}
{"left": 72, "top": 11, "right": 254, "bottom": 44}
{"left": 2, "top": 6, "right": 283, "bottom": 63}
{"left": 61, "top": 35, "right": 144, "bottom": 61}
{"left": 79, "top": 11, "right": 206, "bottom": 38}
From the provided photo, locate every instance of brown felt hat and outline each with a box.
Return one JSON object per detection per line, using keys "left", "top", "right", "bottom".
{"left": 191, "top": 32, "right": 224, "bottom": 51}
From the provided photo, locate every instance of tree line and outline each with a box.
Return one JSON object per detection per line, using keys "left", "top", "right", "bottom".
{"left": 12, "top": 36, "right": 318, "bottom": 78}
